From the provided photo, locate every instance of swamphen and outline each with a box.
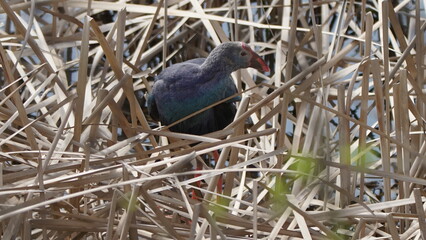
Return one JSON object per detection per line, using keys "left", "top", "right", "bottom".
{"left": 148, "top": 42, "right": 269, "bottom": 197}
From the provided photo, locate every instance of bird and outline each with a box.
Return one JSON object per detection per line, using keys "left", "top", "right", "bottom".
{"left": 147, "top": 42, "right": 269, "bottom": 198}
{"left": 148, "top": 42, "right": 269, "bottom": 134}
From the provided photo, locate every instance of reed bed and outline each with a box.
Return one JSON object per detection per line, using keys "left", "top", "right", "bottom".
{"left": 0, "top": 0, "right": 425, "bottom": 239}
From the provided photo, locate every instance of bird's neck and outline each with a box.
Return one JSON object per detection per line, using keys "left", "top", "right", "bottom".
{"left": 200, "top": 50, "right": 236, "bottom": 76}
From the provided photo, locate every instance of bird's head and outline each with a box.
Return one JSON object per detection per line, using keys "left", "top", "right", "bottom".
{"left": 211, "top": 42, "right": 270, "bottom": 73}
{"left": 240, "top": 42, "right": 270, "bottom": 72}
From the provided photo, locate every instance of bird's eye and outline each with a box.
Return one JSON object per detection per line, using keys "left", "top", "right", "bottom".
{"left": 240, "top": 51, "right": 247, "bottom": 56}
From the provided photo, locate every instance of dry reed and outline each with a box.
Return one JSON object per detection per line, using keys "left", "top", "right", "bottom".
{"left": 0, "top": 0, "right": 425, "bottom": 239}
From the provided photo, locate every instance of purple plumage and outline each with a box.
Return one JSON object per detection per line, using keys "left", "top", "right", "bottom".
{"left": 148, "top": 42, "right": 269, "bottom": 135}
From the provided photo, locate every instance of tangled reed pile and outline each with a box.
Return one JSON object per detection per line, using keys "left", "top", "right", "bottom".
{"left": 0, "top": 0, "right": 425, "bottom": 239}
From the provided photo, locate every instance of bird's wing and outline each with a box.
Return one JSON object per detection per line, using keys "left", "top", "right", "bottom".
{"left": 150, "top": 58, "right": 238, "bottom": 127}
{"left": 156, "top": 61, "right": 203, "bottom": 86}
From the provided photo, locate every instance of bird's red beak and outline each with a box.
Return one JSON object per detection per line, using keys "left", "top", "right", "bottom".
{"left": 242, "top": 43, "right": 270, "bottom": 72}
